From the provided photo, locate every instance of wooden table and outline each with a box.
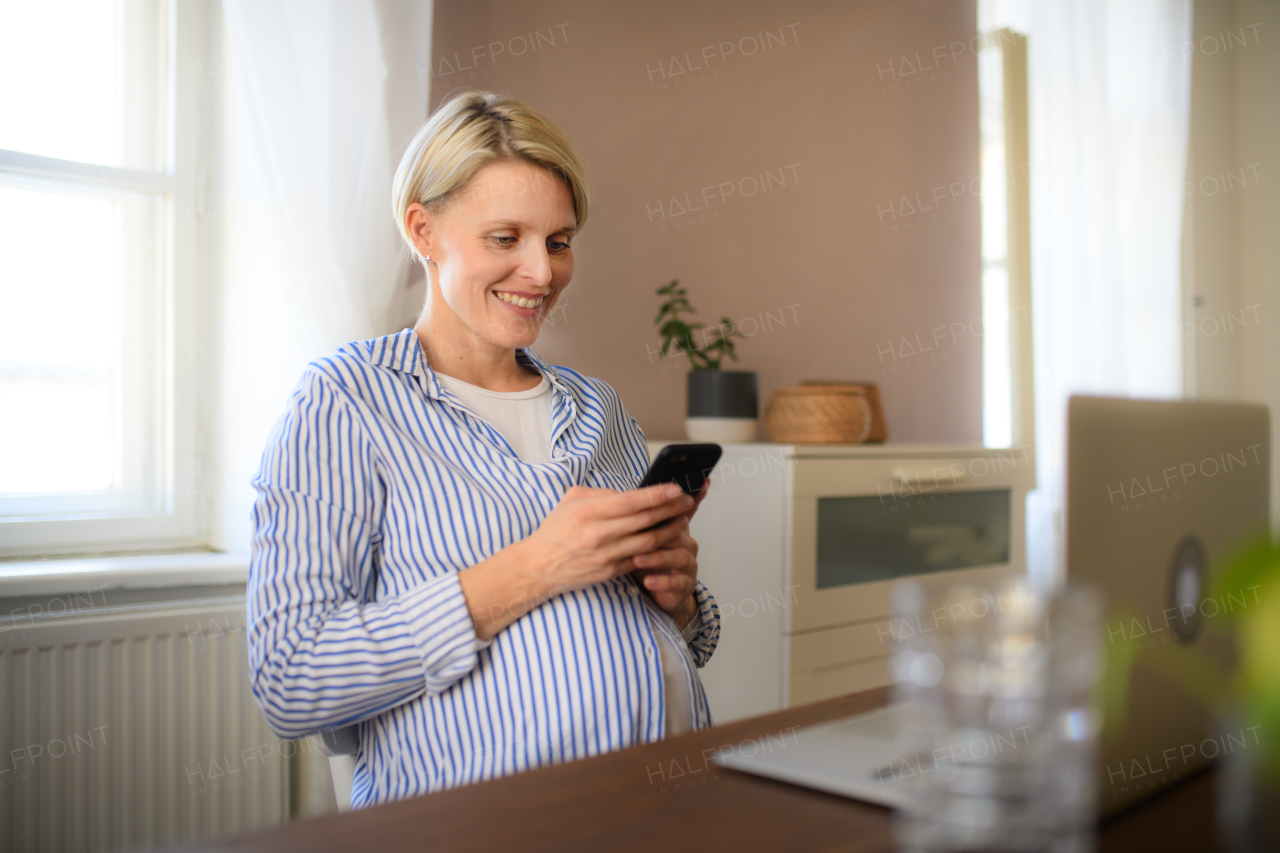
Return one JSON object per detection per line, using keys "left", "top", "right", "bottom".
{"left": 184, "top": 687, "right": 1223, "bottom": 853}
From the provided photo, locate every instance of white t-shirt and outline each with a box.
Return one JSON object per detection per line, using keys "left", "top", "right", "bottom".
{"left": 437, "top": 371, "right": 555, "bottom": 463}
{"left": 437, "top": 369, "right": 703, "bottom": 736}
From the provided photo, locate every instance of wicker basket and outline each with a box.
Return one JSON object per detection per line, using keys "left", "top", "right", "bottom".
{"left": 801, "top": 380, "right": 888, "bottom": 442}
{"left": 764, "top": 385, "right": 873, "bottom": 444}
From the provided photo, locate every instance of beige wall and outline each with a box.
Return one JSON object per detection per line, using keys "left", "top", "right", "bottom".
{"left": 430, "top": 0, "right": 981, "bottom": 443}
{"left": 1186, "top": 0, "right": 1280, "bottom": 525}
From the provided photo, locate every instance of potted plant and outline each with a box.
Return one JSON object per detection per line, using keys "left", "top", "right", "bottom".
{"left": 654, "top": 279, "right": 757, "bottom": 442}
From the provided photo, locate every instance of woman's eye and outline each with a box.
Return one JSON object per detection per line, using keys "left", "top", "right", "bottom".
{"left": 493, "top": 235, "right": 517, "bottom": 246}
{"left": 548, "top": 239, "right": 571, "bottom": 253}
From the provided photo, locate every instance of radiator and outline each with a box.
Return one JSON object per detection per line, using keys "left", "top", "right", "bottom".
{"left": 0, "top": 594, "right": 291, "bottom": 852}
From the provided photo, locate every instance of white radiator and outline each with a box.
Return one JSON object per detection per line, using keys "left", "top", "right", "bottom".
{"left": 0, "top": 594, "right": 291, "bottom": 852}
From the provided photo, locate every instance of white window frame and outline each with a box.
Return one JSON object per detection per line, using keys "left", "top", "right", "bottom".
{"left": 978, "top": 23, "right": 1035, "bottom": 461}
{"left": 0, "top": 0, "right": 209, "bottom": 559}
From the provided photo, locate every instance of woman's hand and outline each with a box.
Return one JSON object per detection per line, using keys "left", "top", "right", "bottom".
{"left": 459, "top": 482, "right": 694, "bottom": 639}
{"left": 524, "top": 483, "right": 694, "bottom": 596}
{"left": 630, "top": 479, "right": 710, "bottom": 630}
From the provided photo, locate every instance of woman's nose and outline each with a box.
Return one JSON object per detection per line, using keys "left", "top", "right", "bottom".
{"left": 520, "top": 244, "right": 553, "bottom": 286}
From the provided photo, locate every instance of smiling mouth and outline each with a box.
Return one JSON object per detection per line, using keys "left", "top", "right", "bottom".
{"left": 494, "top": 291, "right": 546, "bottom": 309}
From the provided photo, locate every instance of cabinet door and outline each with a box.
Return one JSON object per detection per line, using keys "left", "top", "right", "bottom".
{"left": 789, "top": 455, "right": 1029, "bottom": 632}
{"left": 816, "top": 488, "right": 1011, "bottom": 587}
{"left": 669, "top": 443, "right": 793, "bottom": 723}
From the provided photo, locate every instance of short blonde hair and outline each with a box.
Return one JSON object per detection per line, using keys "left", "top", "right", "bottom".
{"left": 391, "top": 92, "right": 589, "bottom": 262}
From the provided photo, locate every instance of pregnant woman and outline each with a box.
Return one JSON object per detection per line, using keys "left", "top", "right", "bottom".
{"left": 247, "top": 92, "right": 721, "bottom": 807}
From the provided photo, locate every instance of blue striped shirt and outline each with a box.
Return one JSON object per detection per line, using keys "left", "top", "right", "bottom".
{"left": 247, "top": 328, "right": 721, "bottom": 806}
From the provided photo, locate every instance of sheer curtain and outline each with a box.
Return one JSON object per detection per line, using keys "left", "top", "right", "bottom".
{"left": 214, "top": 0, "right": 432, "bottom": 816}
{"left": 214, "top": 0, "right": 432, "bottom": 556}
{"left": 1023, "top": 0, "right": 1193, "bottom": 585}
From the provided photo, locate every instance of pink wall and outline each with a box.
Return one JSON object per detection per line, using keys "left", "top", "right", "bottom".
{"left": 430, "top": 0, "right": 981, "bottom": 443}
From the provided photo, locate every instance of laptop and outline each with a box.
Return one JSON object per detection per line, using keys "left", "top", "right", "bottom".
{"left": 715, "top": 396, "right": 1270, "bottom": 816}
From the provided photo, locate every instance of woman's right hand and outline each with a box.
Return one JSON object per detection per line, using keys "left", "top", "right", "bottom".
{"left": 458, "top": 482, "right": 694, "bottom": 639}
{"left": 524, "top": 483, "right": 694, "bottom": 596}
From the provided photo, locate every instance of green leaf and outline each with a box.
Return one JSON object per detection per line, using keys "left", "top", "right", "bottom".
{"left": 653, "top": 281, "right": 748, "bottom": 370}
{"left": 1212, "top": 530, "right": 1279, "bottom": 621}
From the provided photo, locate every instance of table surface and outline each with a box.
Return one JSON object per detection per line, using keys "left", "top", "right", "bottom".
{"left": 183, "top": 687, "right": 1222, "bottom": 853}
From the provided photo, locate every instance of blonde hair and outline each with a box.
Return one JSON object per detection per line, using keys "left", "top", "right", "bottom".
{"left": 391, "top": 92, "right": 589, "bottom": 263}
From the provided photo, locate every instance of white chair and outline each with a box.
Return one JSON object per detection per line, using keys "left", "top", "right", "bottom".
{"left": 317, "top": 726, "right": 360, "bottom": 811}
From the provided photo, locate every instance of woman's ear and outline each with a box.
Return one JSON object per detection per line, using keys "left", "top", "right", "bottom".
{"left": 405, "top": 202, "right": 435, "bottom": 263}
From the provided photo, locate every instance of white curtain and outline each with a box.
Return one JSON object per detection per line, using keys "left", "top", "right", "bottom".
{"left": 214, "top": 0, "right": 433, "bottom": 554}
{"left": 1023, "top": 0, "right": 1193, "bottom": 585}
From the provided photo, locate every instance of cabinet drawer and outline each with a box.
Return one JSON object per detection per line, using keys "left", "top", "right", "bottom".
{"left": 789, "top": 562, "right": 1014, "bottom": 633}
{"left": 789, "top": 619, "right": 893, "bottom": 673}
{"left": 792, "top": 451, "right": 1032, "bottom": 499}
{"left": 788, "top": 658, "right": 893, "bottom": 707}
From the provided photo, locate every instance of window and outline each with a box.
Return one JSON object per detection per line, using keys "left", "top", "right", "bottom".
{"left": 0, "top": 0, "right": 205, "bottom": 557}
{"left": 977, "top": 6, "right": 1033, "bottom": 453}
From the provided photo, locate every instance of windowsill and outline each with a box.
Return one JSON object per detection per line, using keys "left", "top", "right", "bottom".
{"left": 0, "top": 551, "right": 250, "bottom": 598}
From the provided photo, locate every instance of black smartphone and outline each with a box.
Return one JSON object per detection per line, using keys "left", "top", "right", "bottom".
{"left": 637, "top": 443, "right": 722, "bottom": 498}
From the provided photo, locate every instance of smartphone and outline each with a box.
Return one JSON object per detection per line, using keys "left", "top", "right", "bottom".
{"left": 637, "top": 443, "right": 723, "bottom": 497}
{"left": 634, "top": 442, "right": 722, "bottom": 538}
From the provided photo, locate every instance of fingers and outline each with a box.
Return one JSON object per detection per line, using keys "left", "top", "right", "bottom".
{"left": 684, "top": 479, "right": 710, "bottom": 521}
{"left": 638, "top": 571, "right": 696, "bottom": 597}
{"left": 626, "top": 483, "right": 689, "bottom": 520}
{"left": 631, "top": 546, "right": 692, "bottom": 572}
{"left": 562, "top": 482, "right": 688, "bottom": 524}
{"left": 537, "top": 483, "right": 688, "bottom": 570}
{"left": 589, "top": 482, "right": 683, "bottom": 516}
{"left": 601, "top": 514, "right": 688, "bottom": 564}
{"left": 597, "top": 491, "right": 694, "bottom": 541}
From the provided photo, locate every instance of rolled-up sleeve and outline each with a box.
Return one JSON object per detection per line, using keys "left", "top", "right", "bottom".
{"left": 685, "top": 579, "right": 721, "bottom": 668}
{"left": 247, "top": 367, "right": 484, "bottom": 740}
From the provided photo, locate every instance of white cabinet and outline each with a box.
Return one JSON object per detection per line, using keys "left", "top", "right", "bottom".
{"left": 647, "top": 442, "right": 1035, "bottom": 724}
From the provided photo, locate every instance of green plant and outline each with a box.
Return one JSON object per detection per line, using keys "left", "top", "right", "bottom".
{"left": 653, "top": 280, "right": 744, "bottom": 371}
{"left": 1214, "top": 532, "right": 1280, "bottom": 789}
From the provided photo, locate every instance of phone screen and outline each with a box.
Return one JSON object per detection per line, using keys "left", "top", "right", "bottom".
{"left": 637, "top": 443, "right": 722, "bottom": 497}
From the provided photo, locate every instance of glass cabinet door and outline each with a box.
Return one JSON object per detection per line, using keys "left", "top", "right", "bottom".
{"left": 816, "top": 489, "right": 1011, "bottom": 589}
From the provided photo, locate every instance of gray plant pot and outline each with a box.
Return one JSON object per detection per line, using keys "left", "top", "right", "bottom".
{"left": 686, "top": 370, "right": 758, "bottom": 442}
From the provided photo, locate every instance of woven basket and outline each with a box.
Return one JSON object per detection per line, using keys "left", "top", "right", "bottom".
{"left": 801, "top": 380, "right": 888, "bottom": 443}
{"left": 764, "top": 385, "right": 872, "bottom": 444}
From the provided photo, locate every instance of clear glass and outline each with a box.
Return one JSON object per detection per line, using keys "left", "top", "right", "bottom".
{"left": 0, "top": 0, "right": 167, "bottom": 171}
{"left": 816, "top": 490, "right": 1011, "bottom": 589}
{"left": 0, "top": 176, "right": 164, "bottom": 516}
{"left": 890, "top": 580, "right": 1103, "bottom": 853}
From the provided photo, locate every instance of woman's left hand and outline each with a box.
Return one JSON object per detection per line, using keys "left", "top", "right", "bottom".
{"left": 630, "top": 480, "right": 709, "bottom": 629}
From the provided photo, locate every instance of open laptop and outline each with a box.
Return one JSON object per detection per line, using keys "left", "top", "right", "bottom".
{"left": 716, "top": 396, "right": 1270, "bottom": 815}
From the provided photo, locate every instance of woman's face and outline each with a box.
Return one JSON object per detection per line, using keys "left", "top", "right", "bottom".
{"left": 415, "top": 160, "right": 577, "bottom": 352}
